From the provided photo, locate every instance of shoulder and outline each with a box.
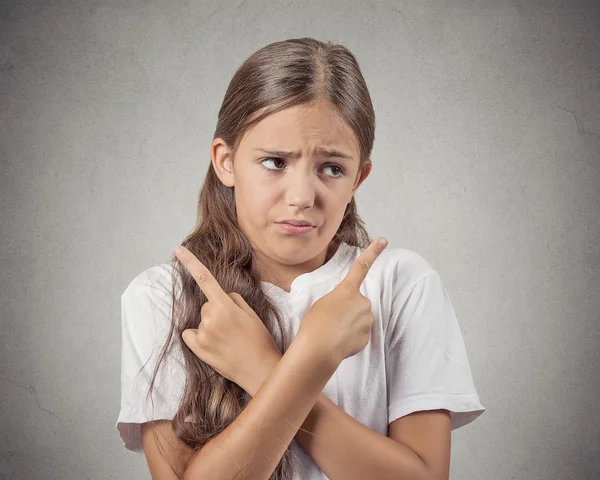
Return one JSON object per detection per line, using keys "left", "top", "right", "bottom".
{"left": 122, "top": 262, "right": 178, "bottom": 301}
{"left": 361, "top": 244, "right": 437, "bottom": 292}
{"left": 350, "top": 244, "right": 443, "bottom": 337}
{"left": 121, "top": 262, "right": 180, "bottom": 333}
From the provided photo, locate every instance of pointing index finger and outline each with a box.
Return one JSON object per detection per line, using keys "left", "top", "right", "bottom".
{"left": 343, "top": 237, "right": 388, "bottom": 289}
{"left": 174, "top": 246, "right": 229, "bottom": 303}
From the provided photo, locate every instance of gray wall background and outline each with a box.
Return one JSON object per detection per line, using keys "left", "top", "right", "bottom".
{"left": 1, "top": 0, "right": 599, "bottom": 479}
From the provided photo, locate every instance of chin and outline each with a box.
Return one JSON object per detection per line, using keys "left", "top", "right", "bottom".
{"left": 276, "top": 237, "right": 332, "bottom": 260}
{"left": 273, "top": 244, "right": 314, "bottom": 263}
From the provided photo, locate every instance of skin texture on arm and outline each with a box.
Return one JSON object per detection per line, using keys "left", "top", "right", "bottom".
{"left": 242, "top": 352, "right": 451, "bottom": 480}
{"left": 141, "top": 420, "right": 195, "bottom": 480}
{"left": 294, "top": 395, "right": 451, "bottom": 480}
{"left": 183, "top": 330, "right": 337, "bottom": 480}
{"left": 140, "top": 376, "right": 451, "bottom": 480}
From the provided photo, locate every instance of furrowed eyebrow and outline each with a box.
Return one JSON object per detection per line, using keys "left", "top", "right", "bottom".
{"left": 253, "top": 147, "right": 354, "bottom": 161}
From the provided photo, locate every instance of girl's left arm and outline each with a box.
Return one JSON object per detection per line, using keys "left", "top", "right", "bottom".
{"left": 253, "top": 354, "right": 451, "bottom": 480}
{"left": 294, "top": 392, "right": 450, "bottom": 480}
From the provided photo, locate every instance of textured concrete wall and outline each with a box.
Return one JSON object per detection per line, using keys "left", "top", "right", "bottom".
{"left": 1, "top": 1, "right": 598, "bottom": 479}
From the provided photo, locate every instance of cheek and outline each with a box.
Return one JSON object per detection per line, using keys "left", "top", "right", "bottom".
{"left": 234, "top": 184, "right": 273, "bottom": 220}
{"left": 321, "top": 195, "right": 350, "bottom": 225}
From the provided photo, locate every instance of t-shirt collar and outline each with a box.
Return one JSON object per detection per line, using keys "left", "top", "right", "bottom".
{"left": 260, "top": 241, "right": 355, "bottom": 299}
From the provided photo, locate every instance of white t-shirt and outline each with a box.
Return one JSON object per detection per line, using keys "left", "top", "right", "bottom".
{"left": 116, "top": 242, "right": 485, "bottom": 478}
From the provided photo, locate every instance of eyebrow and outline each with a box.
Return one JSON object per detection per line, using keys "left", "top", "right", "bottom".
{"left": 253, "top": 147, "right": 354, "bottom": 161}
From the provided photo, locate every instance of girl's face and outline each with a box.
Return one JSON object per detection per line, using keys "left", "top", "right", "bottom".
{"left": 211, "top": 101, "right": 371, "bottom": 286}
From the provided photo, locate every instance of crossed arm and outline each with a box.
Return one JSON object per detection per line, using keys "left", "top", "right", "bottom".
{"left": 293, "top": 392, "right": 450, "bottom": 480}
{"left": 142, "top": 330, "right": 451, "bottom": 480}
{"left": 142, "top": 242, "right": 451, "bottom": 479}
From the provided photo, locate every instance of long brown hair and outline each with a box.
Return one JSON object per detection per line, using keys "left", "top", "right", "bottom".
{"left": 146, "top": 37, "right": 375, "bottom": 479}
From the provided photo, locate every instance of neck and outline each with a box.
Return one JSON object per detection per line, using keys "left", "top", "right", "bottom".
{"left": 258, "top": 240, "right": 340, "bottom": 292}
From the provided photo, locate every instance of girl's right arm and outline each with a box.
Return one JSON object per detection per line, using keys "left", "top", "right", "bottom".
{"left": 141, "top": 328, "right": 337, "bottom": 480}
{"left": 182, "top": 329, "right": 338, "bottom": 480}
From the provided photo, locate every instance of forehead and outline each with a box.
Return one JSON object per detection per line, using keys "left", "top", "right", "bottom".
{"left": 240, "top": 103, "right": 360, "bottom": 157}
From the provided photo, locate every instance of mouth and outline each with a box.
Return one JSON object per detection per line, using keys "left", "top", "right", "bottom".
{"left": 277, "top": 220, "right": 315, "bottom": 227}
{"left": 276, "top": 221, "right": 316, "bottom": 235}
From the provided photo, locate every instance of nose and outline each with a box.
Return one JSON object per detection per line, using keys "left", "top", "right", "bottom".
{"left": 284, "top": 168, "right": 315, "bottom": 210}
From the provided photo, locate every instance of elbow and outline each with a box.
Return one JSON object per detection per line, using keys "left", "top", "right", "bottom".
{"left": 414, "top": 461, "right": 447, "bottom": 480}
{"left": 183, "top": 463, "right": 209, "bottom": 480}
{"left": 183, "top": 466, "right": 202, "bottom": 480}
{"left": 416, "top": 474, "right": 440, "bottom": 480}
{"left": 182, "top": 466, "right": 193, "bottom": 480}
{"left": 182, "top": 454, "right": 205, "bottom": 480}
{"left": 423, "top": 468, "right": 449, "bottom": 480}
{"left": 182, "top": 448, "right": 221, "bottom": 480}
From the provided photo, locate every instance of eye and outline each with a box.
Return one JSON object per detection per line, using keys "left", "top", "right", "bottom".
{"left": 260, "top": 157, "right": 286, "bottom": 170}
{"left": 323, "top": 164, "right": 345, "bottom": 179}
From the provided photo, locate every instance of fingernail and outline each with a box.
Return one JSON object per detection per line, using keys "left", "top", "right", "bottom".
{"left": 378, "top": 238, "right": 388, "bottom": 247}
{"left": 174, "top": 246, "right": 185, "bottom": 255}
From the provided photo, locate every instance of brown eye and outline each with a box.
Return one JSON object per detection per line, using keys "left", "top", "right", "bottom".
{"left": 261, "top": 158, "right": 285, "bottom": 170}
{"left": 323, "top": 164, "right": 345, "bottom": 178}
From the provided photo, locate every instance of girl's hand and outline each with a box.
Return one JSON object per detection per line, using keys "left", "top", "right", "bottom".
{"left": 174, "top": 246, "right": 282, "bottom": 397}
{"left": 297, "top": 238, "right": 388, "bottom": 367}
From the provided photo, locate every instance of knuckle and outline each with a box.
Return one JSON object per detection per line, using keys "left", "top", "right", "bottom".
{"left": 200, "top": 312, "right": 213, "bottom": 328}
{"left": 195, "top": 328, "right": 208, "bottom": 346}
{"left": 215, "top": 303, "right": 227, "bottom": 316}
{"left": 195, "top": 270, "right": 210, "bottom": 285}
{"left": 356, "top": 259, "right": 370, "bottom": 273}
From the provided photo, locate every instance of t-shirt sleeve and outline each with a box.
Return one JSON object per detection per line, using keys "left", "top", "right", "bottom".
{"left": 385, "top": 270, "right": 485, "bottom": 430}
{"left": 116, "top": 264, "right": 186, "bottom": 453}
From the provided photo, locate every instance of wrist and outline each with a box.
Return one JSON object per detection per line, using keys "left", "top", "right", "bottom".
{"left": 247, "top": 350, "right": 282, "bottom": 397}
{"left": 293, "top": 329, "right": 343, "bottom": 373}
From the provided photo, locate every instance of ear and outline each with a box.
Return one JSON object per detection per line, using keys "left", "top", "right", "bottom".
{"left": 211, "top": 138, "right": 235, "bottom": 187}
{"left": 348, "top": 160, "right": 372, "bottom": 203}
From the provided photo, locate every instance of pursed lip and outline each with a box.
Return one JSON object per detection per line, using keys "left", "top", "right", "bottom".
{"left": 276, "top": 219, "right": 315, "bottom": 227}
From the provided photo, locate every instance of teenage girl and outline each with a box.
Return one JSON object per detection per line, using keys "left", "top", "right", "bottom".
{"left": 117, "top": 37, "right": 485, "bottom": 480}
